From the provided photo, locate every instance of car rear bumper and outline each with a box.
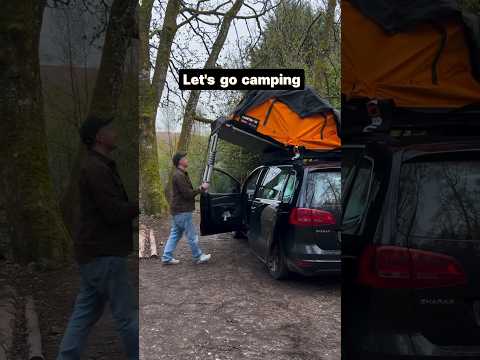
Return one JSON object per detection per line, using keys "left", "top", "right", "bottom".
{"left": 285, "top": 241, "right": 340, "bottom": 276}
{"left": 286, "top": 258, "right": 341, "bottom": 276}
{"left": 346, "top": 331, "right": 480, "bottom": 359}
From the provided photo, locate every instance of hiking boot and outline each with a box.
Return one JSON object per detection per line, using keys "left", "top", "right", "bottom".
{"left": 195, "top": 254, "right": 211, "bottom": 264}
{"left": 162, "top": 258, "right": 180, "bottom": 265}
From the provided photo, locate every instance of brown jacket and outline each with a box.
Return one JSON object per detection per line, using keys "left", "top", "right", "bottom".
{"left": 75, "top": 150, "right": 139, "bottom": 263}
{"left": 170, "top": 168, "right": 201, "bottom": 215}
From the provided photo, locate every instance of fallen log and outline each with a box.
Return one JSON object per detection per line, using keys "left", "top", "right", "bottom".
{"left": 0, "top": 285, "right": 16, "bottom": 360}
{"left": 25, "top": 296, "right": 44, "bottom": 360}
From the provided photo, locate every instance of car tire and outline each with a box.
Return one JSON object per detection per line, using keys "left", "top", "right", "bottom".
{"left": 233, "top": 230, "right": 247, "bottom": 239}
{"left": 267, "top": 242, "right": 289, "bottom": 280}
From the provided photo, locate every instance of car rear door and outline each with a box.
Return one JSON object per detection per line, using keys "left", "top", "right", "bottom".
{"left": 200, "top": 168, "right": 242, "bottom": 236}
{"left": 248, "top": 166, "right": 291, "bottom": 259}
{"left": 397, "top": 151, "right": 480, "bottom": 350}
{"left": 341, "top": 147, "right": 389, "bottom": 358}
{"left": 299, "top": 167, "right": 341, "bottom": 257}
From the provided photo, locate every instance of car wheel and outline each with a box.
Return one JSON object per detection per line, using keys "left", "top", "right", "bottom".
{"left": 233, "top": 230, "right": 247, "bottom": 239}
{"left": 267, "top": 242, "right": 289, "bottom": 280}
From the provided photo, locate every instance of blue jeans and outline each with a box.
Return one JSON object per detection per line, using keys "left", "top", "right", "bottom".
{"left": 162, "top": 212, "right": 203, "bottom": 262}
{"left": 57, "top": 257, "right": 138, "bottom": 360}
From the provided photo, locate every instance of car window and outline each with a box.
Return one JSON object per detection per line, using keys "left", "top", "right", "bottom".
{"left": 306, "top": 171, "right": 341, "bottom": 209}
{"left": 342, "top": 157, "right": 373, "bottom": 233}
{"left": 257, "top": 167, "right": 290, "bottom": 201}
{"left": 342, "top": 147, "right": 365, "bottom": 190}
{"left": 397, "top": 160, "right": 480, "bottom": 241}
{"left": 244, "top": 168, "right": 263, "bottom": 200}
{"left": 209, "top": 169, "right": 240, "bottom": 194}
{"left": 282, "top": 173, "right": 297, "bottom": 204}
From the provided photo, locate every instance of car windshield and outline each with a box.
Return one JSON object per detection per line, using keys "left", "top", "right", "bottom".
{"left": 397, "top": 160, "right": 480, "bottom": 241}
{"left": 305, "top": 170, "right": 341, "bottom": 209}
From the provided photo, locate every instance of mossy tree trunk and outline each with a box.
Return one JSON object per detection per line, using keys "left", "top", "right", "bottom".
{"left": 0, "top": 0, "right": 71, "bottom": 266}
{"left": 139, "top": 0, "right": 180, "bottom": 215}
{"left": 61, "top": 0, "right": 138, "bottom": 234}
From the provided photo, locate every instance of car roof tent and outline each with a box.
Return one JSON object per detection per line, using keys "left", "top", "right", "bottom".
{"left": 342, "top": 0, "right": 480, "bottom": 109}
{"left": 212, "top": 87, "right": 341, "bottom": 153}
{"left": 202, "top": 88, "right": 341, "bottom": 183}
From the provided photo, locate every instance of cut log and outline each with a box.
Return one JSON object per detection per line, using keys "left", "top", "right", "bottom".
{"left": 0, "top": 285, "right": 16, "bottom": 360}
{"left": 149, "top": 228, "right": 158, "bottom": 257}
{"left": 25, "top": 296, "right": 44, "bottom": 360}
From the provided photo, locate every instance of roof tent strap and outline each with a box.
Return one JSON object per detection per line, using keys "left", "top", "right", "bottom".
{"left": 430, "top": 22, "right": 448, "bottom": 85}
{"left": 263, "top": 99, "right": 278, "bottom": 126}
{"left": 320, "top": 115, "right": 328, "bottom": 139}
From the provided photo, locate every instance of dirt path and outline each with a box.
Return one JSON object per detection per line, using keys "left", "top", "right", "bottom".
{"left": 140, "top": 212, "right": 341, "bottom": 360}
{"left": 2, "top": 257, "right": 137, "bottom": 359}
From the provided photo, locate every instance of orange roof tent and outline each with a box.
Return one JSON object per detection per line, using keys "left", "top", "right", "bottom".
{"left": 342, "top": 0, "right": 480, "bottom": 109}
{"left": 211, "top": 88, "right": 341, "bottom": 153}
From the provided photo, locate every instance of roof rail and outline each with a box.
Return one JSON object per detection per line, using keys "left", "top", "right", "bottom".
{"left": 341, "top": 97, "right": 480, "bottom": 142}
{"left": 261, "top": 146, "right": 341, "bottom": 163}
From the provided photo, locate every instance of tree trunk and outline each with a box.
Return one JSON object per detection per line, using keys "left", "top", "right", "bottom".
{"left": 0, "top": 0, "right": 71, "bottom": 265}
{"left": 176, "top": 0, "right": 244, "bottom": 153}
{"left": 139, "top": 0, "right": 180, "bottom": 215}
{"left": 61, "top": 0, "right": 137, "bottom": 234}
{"left": 314, "top": 0, "right": 336, "bottom": 97}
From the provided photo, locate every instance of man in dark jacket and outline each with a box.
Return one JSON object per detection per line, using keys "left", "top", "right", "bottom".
{"left": 57, "top": 116, "right": 139, "bottom": 360}
{"left": 161, "top": 152, "right": 211, "bottom": 264}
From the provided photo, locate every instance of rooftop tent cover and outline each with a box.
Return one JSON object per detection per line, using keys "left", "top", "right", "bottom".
{"left": 212, "top": 87, "right": 341, "bottom": 152}
{"left": 342, "top": 0, "right": 480, "bottom": 108}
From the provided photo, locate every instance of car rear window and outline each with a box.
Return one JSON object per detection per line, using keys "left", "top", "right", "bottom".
{"left": 305, "top": 170, "right": 341, "bottom": 209}
{"left": 397, "top": 160, "right": 480, "bottom": 240}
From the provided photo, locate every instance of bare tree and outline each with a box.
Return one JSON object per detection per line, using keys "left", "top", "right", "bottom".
{"left": 176, "top": 0, "right": 244, "bottom": 153}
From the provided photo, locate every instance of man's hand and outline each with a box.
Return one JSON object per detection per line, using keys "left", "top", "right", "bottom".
{"left": 200, "top": 182, "right": 209, "bottom": 192}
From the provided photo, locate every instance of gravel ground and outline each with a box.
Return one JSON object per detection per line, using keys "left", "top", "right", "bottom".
{"left": 140, "top": 211, "right": 341, "bottom": 360}
{"left": 2, "top": 257, "right": 137, "bottom": 360}
{"left": 1, "top": 210, "right": 340, "bottom": 360}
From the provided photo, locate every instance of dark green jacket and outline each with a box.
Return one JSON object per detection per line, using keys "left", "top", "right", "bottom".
{"left": 75, "top": 150, "right": 139, "bottom": 263}
{"left": 170, "top": 168, "right": 201, "bottom": 215}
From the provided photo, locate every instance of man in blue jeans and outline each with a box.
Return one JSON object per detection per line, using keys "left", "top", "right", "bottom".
{"left": 162, "top": 152, "right": 211, "bottom": 265}
{"left": 57, "top": 116, "right": 139, "bottom": 359}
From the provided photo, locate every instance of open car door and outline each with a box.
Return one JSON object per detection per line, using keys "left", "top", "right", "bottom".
{"left": 200, "top": 168, "right": 243, "bottom": 236}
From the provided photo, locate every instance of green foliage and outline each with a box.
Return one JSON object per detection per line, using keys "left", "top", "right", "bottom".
{"left": 249, "top": 0, "right": 340, "bottom": 107}
{"left": 157, "top": 133, "right": 210, "bottom": 190}
{"left": 459, "top": 0, "right": 480, "bottom": 13}
{"left": 215, "top": 140, "right": 262, "bottom": 183}
{"left": 203, "top": 140, "right": 262, "bottom": 193}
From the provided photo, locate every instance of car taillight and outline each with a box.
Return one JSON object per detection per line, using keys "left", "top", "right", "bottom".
{"left": 358, "top": 245, "right": 467, "bottom": 289}
{"left": 288, "top": 208, "right": 336, "bottom": 226}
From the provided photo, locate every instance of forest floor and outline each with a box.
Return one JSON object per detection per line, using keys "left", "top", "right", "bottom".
{"left": 140, "top": 210, "right": 341, "bottom": 360}
{"left": 1, "top": 256, "right": 136, "bottom": 359}
{"left": 0, "top": 210, "right": 340, "bottom": 360}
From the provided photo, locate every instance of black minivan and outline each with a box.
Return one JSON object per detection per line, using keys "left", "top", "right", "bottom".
{"left": 342, "top": 139, "right": 480, "bottom": 359}
{"left": 200, "top": 156, "right": 341, "bottom": 279}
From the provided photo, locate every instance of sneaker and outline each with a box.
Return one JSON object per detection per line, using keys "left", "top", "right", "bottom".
{"left": 162, "top": 258, "right": 180, "bottom": 265}
{"left": 195, "top": 254, "right": 211, "bottom": 264}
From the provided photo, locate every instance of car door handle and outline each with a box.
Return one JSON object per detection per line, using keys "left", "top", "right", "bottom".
{"left": 250, "top": 202, "right": 261, "bottom": 210}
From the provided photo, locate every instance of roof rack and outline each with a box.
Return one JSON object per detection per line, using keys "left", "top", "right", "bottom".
{"left": 260, "top": 146, "right": 341, "bottom": 163}
{"left": 341, "top": 98, "right": 480, "bottom": 143}
{"left": 203, "top": 119, "right": 341, "bottom": 182}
